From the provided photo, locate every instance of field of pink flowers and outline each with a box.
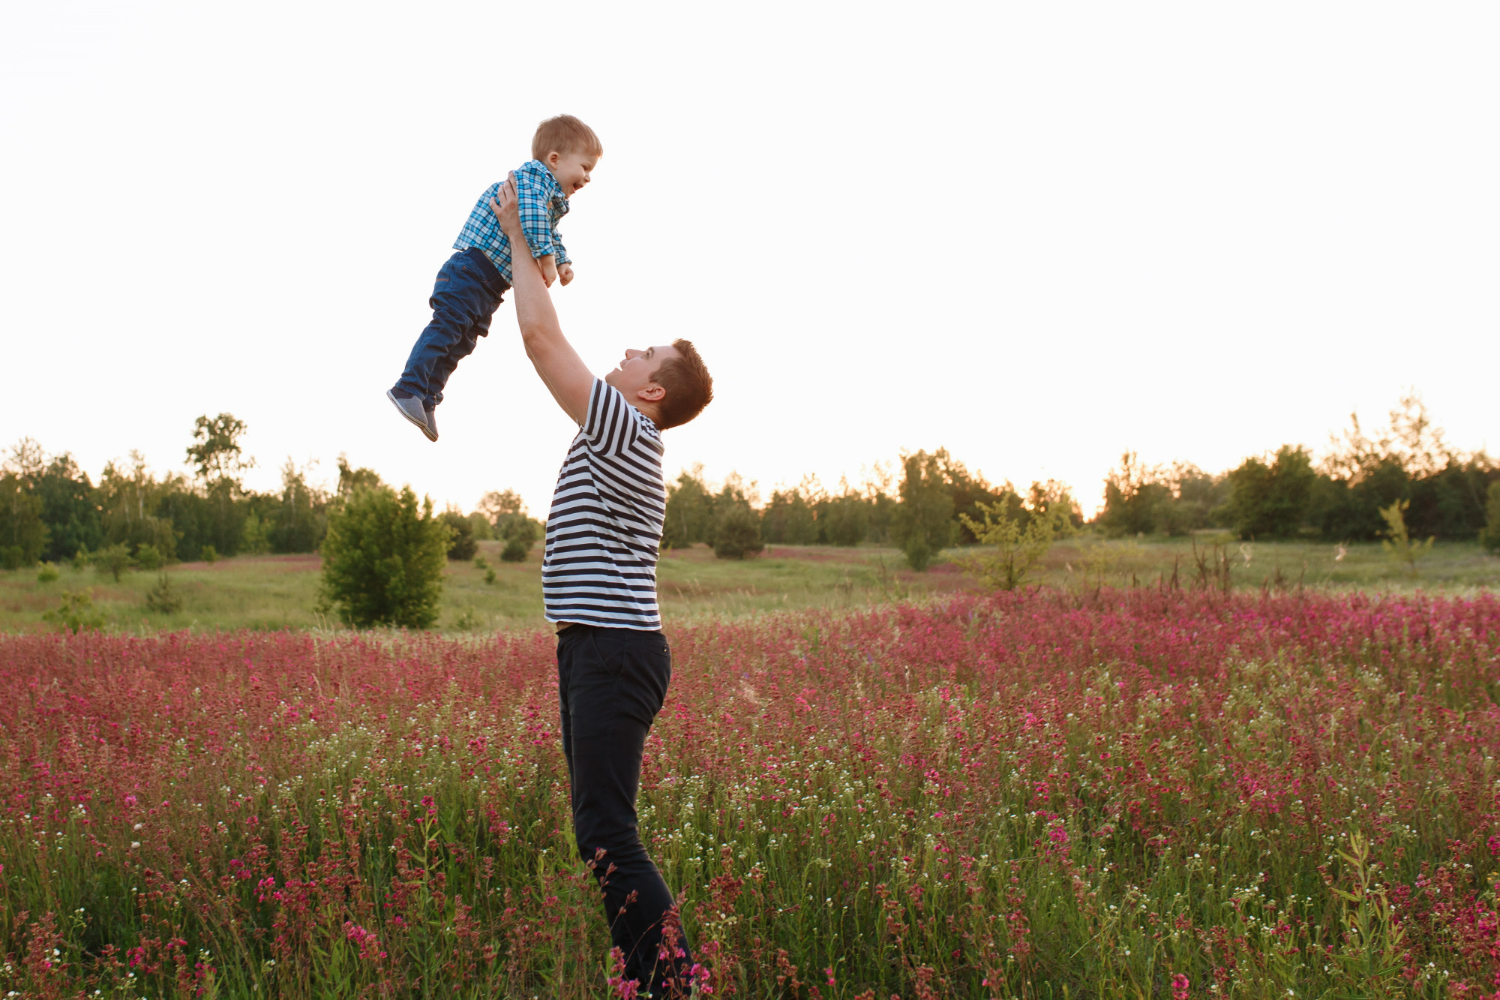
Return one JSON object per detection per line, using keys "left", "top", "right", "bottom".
{"left": 3, "top": 588, "right": 1500, "bottom": 999}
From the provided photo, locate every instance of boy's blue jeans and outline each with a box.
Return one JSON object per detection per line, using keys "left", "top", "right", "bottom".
{"left": 394, "top": 248, "right": 510, "bottom": 409}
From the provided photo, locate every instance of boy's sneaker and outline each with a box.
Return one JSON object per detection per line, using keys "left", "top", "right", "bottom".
{"left": 387, "top": 388, "right": 437, "bottom": 442}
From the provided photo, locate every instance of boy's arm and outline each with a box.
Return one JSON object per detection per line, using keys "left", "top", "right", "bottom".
{"left": 514, "top": 163, "right": 558, "bottom": 261}
{"left": 491, "top": 175, "right": 592, "bottom": 425}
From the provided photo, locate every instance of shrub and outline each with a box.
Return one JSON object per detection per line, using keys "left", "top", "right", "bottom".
{"left": 136, "top": 543, "right": 166, "bottom": 571}
{"left": 144, "top": 573, "right": 183, "bottom": 614}
{"left": 319, "top": 485, "right": 450, "bottom": 629}
{"left": 91, "top": 543, "right": 135, "bottom": 581}
{"left": 41, "top": 589, "right": 104, "bottom": 633}
{"left": 958, "top": 500, "right": 1072, "bottom": 591}
{"left": 500, "top": 538, "right": 530, "bottom": 563}
{"left": 440, "top": 511, "right": 478, "bottom": 561}
{"left": 1379, "top": 499, "right": 1433, "bottom": 578}
{"left": 201, "top": 544, "right": 219, "bottom": 564}
{"left": 36, "top": 562, "right": 60, "bottom": 583}
{"left": 1482, "top": 482, "right": 1500, "bottom": 554}
{"left": 713, "top": 505, "right": 763, "bottom": 559}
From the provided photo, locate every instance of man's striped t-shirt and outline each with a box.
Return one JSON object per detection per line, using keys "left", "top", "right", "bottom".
{"left": 542, "top": 379, "right": 666, "bottom": 629}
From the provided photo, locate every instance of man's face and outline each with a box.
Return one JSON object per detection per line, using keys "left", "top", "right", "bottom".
{"left": 545, "top": 149, "right": 597, "bottom": 197}
{"left": 604, "top": 345, "right": 679, "bottom": 402}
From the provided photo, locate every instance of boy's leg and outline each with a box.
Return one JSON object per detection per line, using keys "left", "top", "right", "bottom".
{"left": 394, "top": 251, "right": 506, "bottom": 409}
{"left": 556, "top": 626, "right": 694, "bottom": 998}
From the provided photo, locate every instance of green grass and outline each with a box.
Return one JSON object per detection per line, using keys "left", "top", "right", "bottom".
{"left": 5, "top": 535, "right": 1496, "bottom": 635}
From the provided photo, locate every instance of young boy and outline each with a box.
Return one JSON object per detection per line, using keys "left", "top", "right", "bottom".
{"left": 387, "top": 114, "right": 601, "bottom": 441}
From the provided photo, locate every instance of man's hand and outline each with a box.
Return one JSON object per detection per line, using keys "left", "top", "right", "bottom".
{"left": 558, "top": 263, "right": 574, "bottom": 286}
{"left": 539, "top": 255, "right": 559, "bottom": 288}
{"left": 490, "top": 173, "right": 524, "bottom": 241}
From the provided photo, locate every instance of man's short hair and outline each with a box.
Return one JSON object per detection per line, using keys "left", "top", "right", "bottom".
{"left": 532, "top": 115, "right": 603, "bottom": 161}
{"left": 650, "top": 340, "right": 713, "bottom": 430}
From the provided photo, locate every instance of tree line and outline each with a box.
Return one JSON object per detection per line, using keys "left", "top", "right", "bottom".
{"left": 0, "top": 414, "right": 541, "bottom": 572}
{"left": 665, "top": 394, "right": 1500, "bottom": 568}
{"left": 4, "top": 394, "right": 1499, "bottom": 581}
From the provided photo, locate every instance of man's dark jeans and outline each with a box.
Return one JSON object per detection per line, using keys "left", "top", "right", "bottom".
{"left": 394, "top": 248, "right": 510, "bottom": 410}
{"left": 557, "top": 624, "right": 694, "bottom": 996}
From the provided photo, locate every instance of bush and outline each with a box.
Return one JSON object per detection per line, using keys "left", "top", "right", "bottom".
{"left": 136, "top": 543, "right": 166, "bottom": 571}
{"left": 713, "top": 505, "right": 763, "bottom": 559}
{"left": 440, "top": 511, "right": 478, "bottom": 561}
{"left": 201, "top": 544, "right": 219, "bottom": 564}
{"left": 41, "top": 589, "right": 104, "bottom": 633}
{"left": 319, "top": 485, "right": 450, "bottom": 629}
{"left": 958, "top": 501, "right": 1072, "bottom": 591}
{"left": 37, "top": 562, "right": 60, "bottom": 583}
{"left": 144, "top": 573, "right": 183, "bottom": 614}
{"left": 500, "top": 538, "right": 530, "bottom": 563}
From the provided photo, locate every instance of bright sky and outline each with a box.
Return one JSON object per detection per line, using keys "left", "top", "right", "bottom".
{"left": 3, "top": 2, "right": 1496, "bottom": 517}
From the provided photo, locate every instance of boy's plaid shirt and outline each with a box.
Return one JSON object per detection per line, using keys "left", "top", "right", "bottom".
{"left": 453, "top": 159, "right": 570, "bottom": 283}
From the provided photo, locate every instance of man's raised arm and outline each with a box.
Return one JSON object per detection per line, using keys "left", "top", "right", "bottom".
{"left": 492, "top": 174, "right": 593, "bottom": 426}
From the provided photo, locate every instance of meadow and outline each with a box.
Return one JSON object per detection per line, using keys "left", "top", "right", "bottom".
{"left": 2, "top": 537, "right": 1497, "bottom": 636}
{"left": 3, "top": 584, "right": 1500, "bottom": 998}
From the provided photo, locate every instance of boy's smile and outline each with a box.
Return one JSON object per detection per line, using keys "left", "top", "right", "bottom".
{"left": 545, "top": 150, "right": 596, "bottom": 197}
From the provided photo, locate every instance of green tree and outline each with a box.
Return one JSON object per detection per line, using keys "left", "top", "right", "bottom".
{"left": 336, "top": 455, "right": 385, "bottom": 499}
{"left": 319, "top": 485, "right": 450, "bottom": 628}
{"left": 25, "top": 451, "right": 104, "bottom": 562}
{"left": 1481, "top": 482, "right": 1500, "bottom": 553}
{"left": 892, "top": 450, "right": 954, "bottom": 571}
{"left": 713, "top": 505, "right": 763, "bottom": 559}
{"left": 761, "top": 485, "right": 819, "bottom": 545}
{"left": 186, "top": 413, "right": 254, "bottom": 486}
{"left": 0, "top": 472, "right": 49, "bottom": 569}
{"left": 661, "top": 467, "right": 714, "bottom": 549}
{"left": 269, "top": 459, "right": 328, "bottom": 553}
{"left": 440, "top": 509, "right": 478, "bottom": 561}
{"left": 820, "top": 488, "right": 870, "bottom": 547}
{"left": 91, "top": 543, "right": 136, "bottom": 581}
{"left": 1223, "top": 445, "right": 1318, "bottom": 539}
{"left": 1098, "top": 452, "right": 1173, "bottom": 537}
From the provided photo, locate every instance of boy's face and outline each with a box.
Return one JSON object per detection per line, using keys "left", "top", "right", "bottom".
{"left": 544, "top": 149, "right": 597, "bottom": 197}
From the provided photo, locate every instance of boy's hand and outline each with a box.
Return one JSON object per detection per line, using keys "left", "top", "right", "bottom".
{"left": 558, "top": 263, "right": 574, "bottom": 286}
{"left": 539, "top": 255, "right": 558, "bottom": 288}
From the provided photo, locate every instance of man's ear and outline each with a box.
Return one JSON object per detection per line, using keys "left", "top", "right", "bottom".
{"left": 638, "top": 383, "right": 666, "bottom": 404}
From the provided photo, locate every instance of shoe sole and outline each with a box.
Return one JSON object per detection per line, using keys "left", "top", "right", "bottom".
{"left": 387, "top": 389, "right": 438, "bottom": 442}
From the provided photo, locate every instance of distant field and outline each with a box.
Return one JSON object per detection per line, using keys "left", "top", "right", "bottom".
{"left": 2, "top": 536, "right": 1496, "bottom": 634}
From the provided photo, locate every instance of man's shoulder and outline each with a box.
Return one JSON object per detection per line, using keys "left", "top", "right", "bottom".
{"left": 589, "top": 380, "right": 664, "bottom": 453}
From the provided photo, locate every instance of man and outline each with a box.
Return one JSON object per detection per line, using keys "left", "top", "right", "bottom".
{"left": 492, "top": 175, "right": 714, "bottom": 997}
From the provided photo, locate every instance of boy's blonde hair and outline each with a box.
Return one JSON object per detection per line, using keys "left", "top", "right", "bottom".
{"left": 532, "top": 115, "right": 603, "bottom": 161}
